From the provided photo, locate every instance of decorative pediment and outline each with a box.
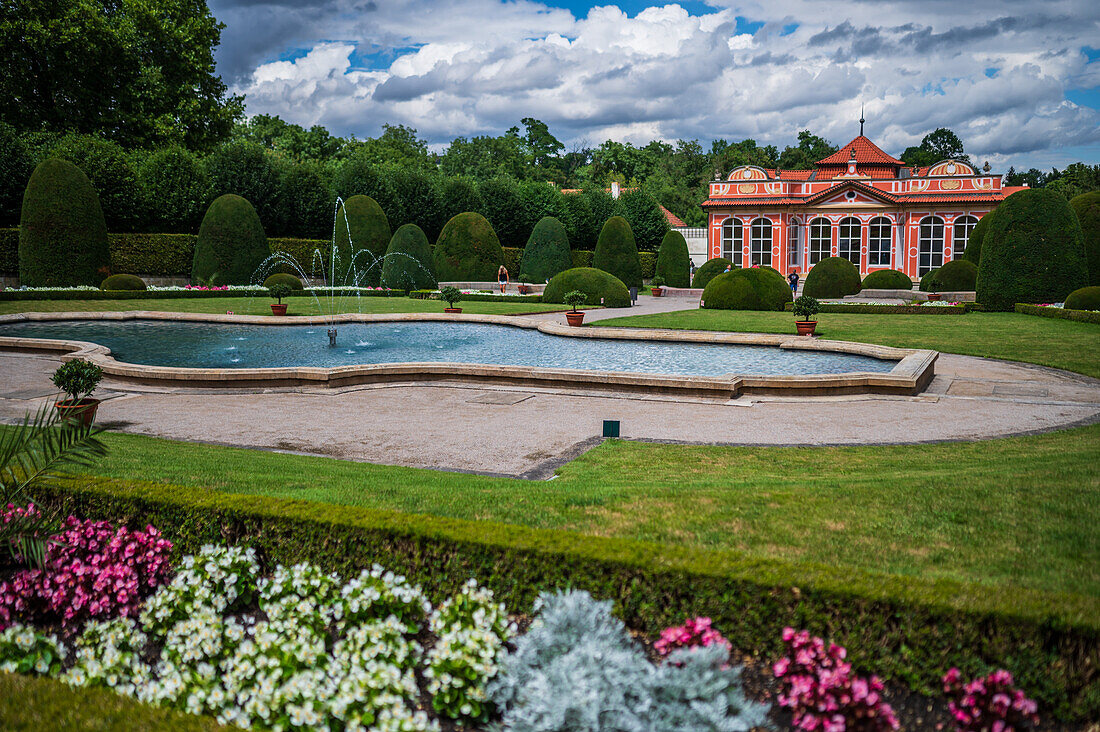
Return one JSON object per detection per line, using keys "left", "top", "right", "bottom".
{"left": 805, "top": 181, "right": 898, "bottom": 207}
{"left": 928, "top": 160, "right": 975, "bottom": 177}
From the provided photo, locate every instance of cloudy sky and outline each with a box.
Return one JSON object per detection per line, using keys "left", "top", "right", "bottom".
{"left": 208, "top": 0, "right": 1100, "bottom": 171}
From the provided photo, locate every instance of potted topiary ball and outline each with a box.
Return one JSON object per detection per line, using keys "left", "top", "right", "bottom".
{"left": 52, "top": 360, "right": 104, "bottom": 426}
{"left": 440, "top": 285, "right": 463, "bottom": 313}
{"left": 268, "top": 283, "right": 294, "bottom": 315}
{"left": 517, "top": 273, "right": 532, "bottom": 295}
{"left": 564, "top": 290, "right": 587, "bottom": 326}
{"left": 792, "top": 295, "right": 820, "bottom": 336}
{"left": 651, "top": 275, "right": 665, "bottom": 297}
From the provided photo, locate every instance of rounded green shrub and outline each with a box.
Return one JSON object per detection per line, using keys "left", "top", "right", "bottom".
{"left": 691, "top": 257, "right": 732, "bottom": 289}
{"left": 1063, "top": 286, "right": 1100, "bottom": 311}
{"left": 593, "top": 216, "right": 642, "bottom": 288}
{"left": 923, "top": 259, "right": 978, "bottom": 292}
{"left": 861, "top": 269, "right": 913, "bottom": 290}
{"left": 918, "top": 268, "right": 940, "bottom": 292}
{"left": 334, "top": 195, "right": 391, "bottom": 285}
{"left": 961, "top": 211, "right": 994, "bottom": 266}
{"left": 433, "top": 212, "right": 505, "bottom": 281}
{"left": 262, "top": 272, "right": 304, "bottom": 290}
{"left": 701, "top": 268, "right": 792, "bottom": 311}
{"left": 655, "top": 230, "right": 691, "bottom": 288}
{"left": 191, "top": 194, "right": 270, "bottom": 286}
{"left": 381, "top": 224, "right": 437, "bottom": 290}
{"left": 543, "top": 267, "right": 631, "bottom": 308}
{"left": 1069, "top": 192, "right": 1100, "bottom": 286}
{"left": 519, "top": 217, "right": 572, "bottom": 282}
{"left": 803, "top": 257, "right": 862, "bottom": 299}
{"left": 18, "top": 158, "right": 110, "bottom": 287}
{"left": 99, "top": 274, "right": 146, "bottom": 291}
{"left": 977, "top": 188, "right": 1088, "bottom": 311}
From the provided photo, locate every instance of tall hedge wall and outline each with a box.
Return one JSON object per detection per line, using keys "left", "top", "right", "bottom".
{"left": 433, "top": 212, "right": 505, "bottom": 281}
{"left": 1069, "top": 191, "right": 1099, "bottom": 286}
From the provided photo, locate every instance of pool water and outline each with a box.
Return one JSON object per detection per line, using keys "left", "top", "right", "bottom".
{"left": 0, "top": 320, "right": 896, "bottom": 376}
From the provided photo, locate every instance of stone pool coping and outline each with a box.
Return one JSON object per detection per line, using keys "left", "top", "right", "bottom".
{"left": 0, "top": 311, "right": 937, "bottom": 398}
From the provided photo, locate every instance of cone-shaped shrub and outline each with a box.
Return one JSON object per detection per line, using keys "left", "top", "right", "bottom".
{"left": 519, "top": 217, "right": 572, "bottom": 282}
{"left": 191, "top": 194, "right": 270, "bottom": 285}
{"left": 923, "top": 259, "right": 977, "bottom": 291}
{"left": 861, "top": 269, "right": 913, "bottom": 290}
{"left": 18, "top": 158, "right": 110, "bottom": 287}
{"left": 803, "top": 257, "right": 862, "bottom": 299}
{"left": 593, "top": 215, "right": 642, "bottom": 288}
{"left": 977, "top": 188, "right": 1087, "bottom": 311}
{"left": 691, "top": 257, "right": 732, "bottom": 289}
{"left": 701, "top": 268, "right": 792, "bottom": 311}
{"left": 543, "top": 267, "right": 631, "bottom": 308}
{"left": 433, "top": 212, "right": 505, "bottom": 281}
{"left": 381, "top": 224, "right": 437, "bottom": 290}
{"left": 100, "top": 274, "right": 146, "bottom": 291}
{"left": 655, "top": 230, "right": 690, "bottom": 288}
{"left": 1064, "top": 285, "right": 1100, "bottom": 311}
{"left": 1069, "top": 192, "right": 1100, "bottom": 285}
{"left": 334, "top": 195, "right": 390, "bottom": 285}
{"left": 962, "top": 211, "right": 995, "bottom": 266}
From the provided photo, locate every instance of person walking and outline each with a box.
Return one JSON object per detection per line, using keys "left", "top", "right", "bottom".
{"left": 497, "top": 265, "right": 509, "bottom": 294}
{"left": 787, "top": 270, "right": 800, "bottom": 298}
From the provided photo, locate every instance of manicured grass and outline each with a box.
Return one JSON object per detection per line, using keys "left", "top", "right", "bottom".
{"left": 69, "top": 424, "right": 1100, "bottom": 599}
{"left": 597, "top": 309, "right": 1100, "bottom": 378}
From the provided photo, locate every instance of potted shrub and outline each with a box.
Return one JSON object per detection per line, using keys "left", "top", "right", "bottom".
{"left": 564, "top": 290, "right": 587, "bottom": 326}
{"left": 440, "top": 285, "right": 463, "bottom": 313}
{"left": 651, "top": 275, "right": 665, "bottom": 297}
{"left": 792, "top": 295, "right": 820, "bottom": 336}
{"left": 51, "top": 360, "right": 104, "bottom": 426}
{"left": 269, "top": 283, "right": 293, "bottom": 315}
{"left": 517, "top": 273, "right": 532, "bottom": 295}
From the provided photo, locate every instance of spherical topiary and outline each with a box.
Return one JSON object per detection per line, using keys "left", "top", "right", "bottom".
{"left": 655, "top": 230, "right": 691, "bottom": 288}
{"left": 519, "top": 217, "right": 572, "bottom": 282}
{"left": 918, "top": 268, "right": 940, "bottom": 292}
{"left": 262, "top": 273, "right": 304, "bottom": 290}
{"left": 543, "top": 267, "right": 631, "bottom": 308}
{"left": 961, "top": 211, "right": 994, "bottom": 266}
{"left": 191, "top": 194, "right": 270, "bottom": 285}
{"left": 1069, "top": 191, "right": 1100, "bottom": 286}
{"left": 381, "top": 224, "right": 437, "bottom": 291}
{"left": 100, "top": 274, "right": 146, "bottom": 291}
{"left": 593, "top": 215, "right": 642, "bottom": 288}
{"left": 691, "top": 257, "right": 732, "bottom": 289}
{"left": 433, "top": 211, "right": 506, "bottom": 282}
{"left": 923, "top": 259, "right": 977, "bottom": 292}
{"left": 976, "top": 188, "right": 1088, "bottom": 311}
{"left": 1064, "top": 286, "right": 1100, "bottom": 311}
{"left": 861, "top": 269, "right": 913, "bottom": 290}
{"left": 18, "top": 158, "right": 110, "bottom": 287}
{"left": 334, "top": 195, "right": 391, "bottom": 285}
{"left": 701, "top": 268, "right": 792, "bottom": 311}
{"left": 803, "top": 256, "right": 862, "bottom": 299}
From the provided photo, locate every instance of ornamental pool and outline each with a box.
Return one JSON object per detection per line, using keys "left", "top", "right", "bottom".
{"left": 0, "top": 320, "right": 897, "bottom": 377}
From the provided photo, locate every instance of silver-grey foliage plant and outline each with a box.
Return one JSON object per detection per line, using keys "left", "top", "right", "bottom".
{"left": 488, "top": 589, "right": 769, "bottom": 731}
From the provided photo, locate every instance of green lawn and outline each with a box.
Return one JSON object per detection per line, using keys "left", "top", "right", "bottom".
{"left": 70, "top": 424, "right": 1100, "bottom": 600}
{"left": 597, "top": 309, "right": 1100, "bottom": 378}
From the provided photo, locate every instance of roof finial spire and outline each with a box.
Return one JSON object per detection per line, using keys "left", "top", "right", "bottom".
{"left": 859, "top": 104, "right": 865, "bottom": 137}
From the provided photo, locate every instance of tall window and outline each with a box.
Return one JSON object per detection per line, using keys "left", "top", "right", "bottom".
{"left": 721, "top": 218, "right": 742, "bottom": 264}
{"left": 809, "top": 217, "right": 831, "bottom": 265}
{"left": 953, "top": 215, "right": 979, "bottom": 260}
{"left": 918, "top": 216, "right": 945, "bottom": 276}
{"left": 750, "top": 218, "right": 772, "bottom": 267}
{"left": 868, "top": 217, "right": 892, "bottom": 267}
{"left": 838, "top": 217, "right": 861, "bottom": 265}
{"left": 788, "top": 219, "right": 802, "bottom": 269}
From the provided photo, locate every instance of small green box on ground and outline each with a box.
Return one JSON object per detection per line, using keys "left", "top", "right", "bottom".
{"left": 602, "top": 420, "right": 620, "bottom": 438}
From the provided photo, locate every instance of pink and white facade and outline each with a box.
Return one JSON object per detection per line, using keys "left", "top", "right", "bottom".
{"left": 701, "top": 135, "right": 1025, "bottom": 279}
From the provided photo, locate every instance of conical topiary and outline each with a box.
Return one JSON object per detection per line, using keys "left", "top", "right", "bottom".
{"left": 18, "top": 158, "right": 110, "bottom": 286}
{"left": 655, "top": 230, "right": 690, "bottom": 288}
{"left": 381, "top": 224, "right": 437, "bottom": 291}
{"left": 433, "top": 211, "right": 505, "bottom": 281}
{"left": 593, "top": 215, "right": 642, "bottom": 289}
{"left": 962, "top": 211, "right": 994, "bottom": 266}
{"left": 1069, "top": 191, "right": 1099, "bottom": 286}
{"left": 191, "top": 194, "right": 270, "bottom": 285}
{"left": 334, "top": 194, "right": 391, "bottom": 285}
{"left": 803, "top": 256, "right": 862, "bottom": 299}
{"left": 519, "top": 217, "right": 572, "bottom": 282}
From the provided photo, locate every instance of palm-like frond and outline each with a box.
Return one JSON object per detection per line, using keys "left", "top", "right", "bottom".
{"left": 0, "top": 402, "right": 107, "bottom": 506}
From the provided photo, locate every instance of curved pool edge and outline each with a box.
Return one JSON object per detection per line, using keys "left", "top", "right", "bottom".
{"left": 0, "top": 311, "right": 937, "bottom": 398}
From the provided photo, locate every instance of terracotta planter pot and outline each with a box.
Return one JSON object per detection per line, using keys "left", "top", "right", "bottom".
{"left": 651, "top": 287, "right": 663, "bottom": 297}
{"left": 270, "top": 303, "right": 288, "bottom": 315}
{"left": 926, "top": 293, "right": 941, "bottom": 301}
{"left": 444, "top": 307, "right": 462, "bottom": 313}
{"left": 55, "top": 398, "right": 100, "bottom": 428}
{"left": 518, "top": 285, "right": 529, "bottom": 295}
{"left": 795, "top": 320, "right": 817, "bottom": 336}
{"left": 565, "top": 311, "right": 585, "bottom": 327}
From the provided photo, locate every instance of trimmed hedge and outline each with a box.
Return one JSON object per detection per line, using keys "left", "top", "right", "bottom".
{"left": 334, "top": 195, "right": 390, "bottom": 285}
{"left": 1069, "top": 191, "right": 1100, "bottom": 286}
{"left": 962, "top": 211, "right": 994, "bottom": 266}
{"left": 701, "top": 268, "right": 791, "bottom": 311}
{"left": 191, "top": 195, "right": 270, "bottom": 286}
{"left": 408, "top": 290, "right": 543, "bottom": 303}
{"left": 543, "top": 267, "right": 631, "bottom": 308}
{"left": 381, "top": 224, "right": 437, "bottom": 291}
{"left": 24, "top": 476, "right": 1100, "bottom": 722}
{"left": 922, "top": 259, "right": 978, "bottom": 292}
{"left": 655, "top": 230, "right": 690, "bottom": 288}
{"left": 1, "top": 227, "right": 20, "bottom": 274}
{"left": 593, "top": 216, "right": 642, "bottom": 288}
{"left": 433, "top": 212, "right": 505, "bottom": 281}
{"left": 99, "top": 274, "right": 146, "bottom": 291}
{"left": 109, "top": 233, "right": 195, "bottom": 276}
{"left": 1014, "top": 302, "right": 1100, "bottom": 324}
{"left": 0, "top": 288, "right": 404, "bottom": 302}
{"left": 803, "top": 257, "right": 862, "bottom": 299}
{"left": 261, "top": 273, "right": 303, "bottom": 290}
{"left": 783, "top": 302, "right": 969, "bottom": 315}
{"left": 861, "top": 269, "right": 913, "bottom": 290}
{"left": 519, "top": 217, "right": 572, "bottom": 282}
{"left": 691, "top": 257, "right": 732, "bottom": 289}
{"left": 918, "top": 267, "right": 940, "bottom": 292}
{"left": 1063, "top": 285, "right": 1100, "bottom": 312}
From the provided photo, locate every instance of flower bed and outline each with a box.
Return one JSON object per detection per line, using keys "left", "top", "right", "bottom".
{"left": 1015, "top": 303, "right": 1100, "bottom": 324}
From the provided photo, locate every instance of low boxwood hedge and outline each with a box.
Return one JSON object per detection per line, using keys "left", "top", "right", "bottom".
{"left": 407, "top": 290, "right": 543, "bottom": 303}
{"left": 1063, "top": 285, "right": 1100, "bottom": 312}
{"left": 22, "top": 476, "right": 1100, "bottom": 721}
{"left": 1015, "top": 303, "right": 1100, "bottom": 324}
{"left": 783, "top": 302, "right": 969, "bottom": 314}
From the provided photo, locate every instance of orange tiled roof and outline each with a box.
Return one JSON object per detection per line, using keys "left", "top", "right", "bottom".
{"left": 816, "top": 136, "right": 905, "bottom": 167}
{"left": 1003, "top": 186, "right": 1029, "bottom": 195}
{"left": 660, "top": 205, "right": 686, "bottom": 227}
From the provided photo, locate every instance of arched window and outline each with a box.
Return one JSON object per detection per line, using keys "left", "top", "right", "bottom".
{"left": 809, "top": 217, "right": 831, "bottom": 265}
{"left": 838, "top": 217, "right": 861, "bottom": 265}
{"left": 750, "top": 218, "right": 772, "bottom": 267}
{"left": 953, "top": 215, "right": 979, "bottom": 260}
{"left": 868, "top": 217, "right": 892, "bottom": 267}
{"left": 721, "top": 218, "right": 742, "bottom": 264}
{"left": 918, "top": 216, "right": 945, "bottom": 276}
{"left": 787, "top": 219, "right": 802, "bottom": 269}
